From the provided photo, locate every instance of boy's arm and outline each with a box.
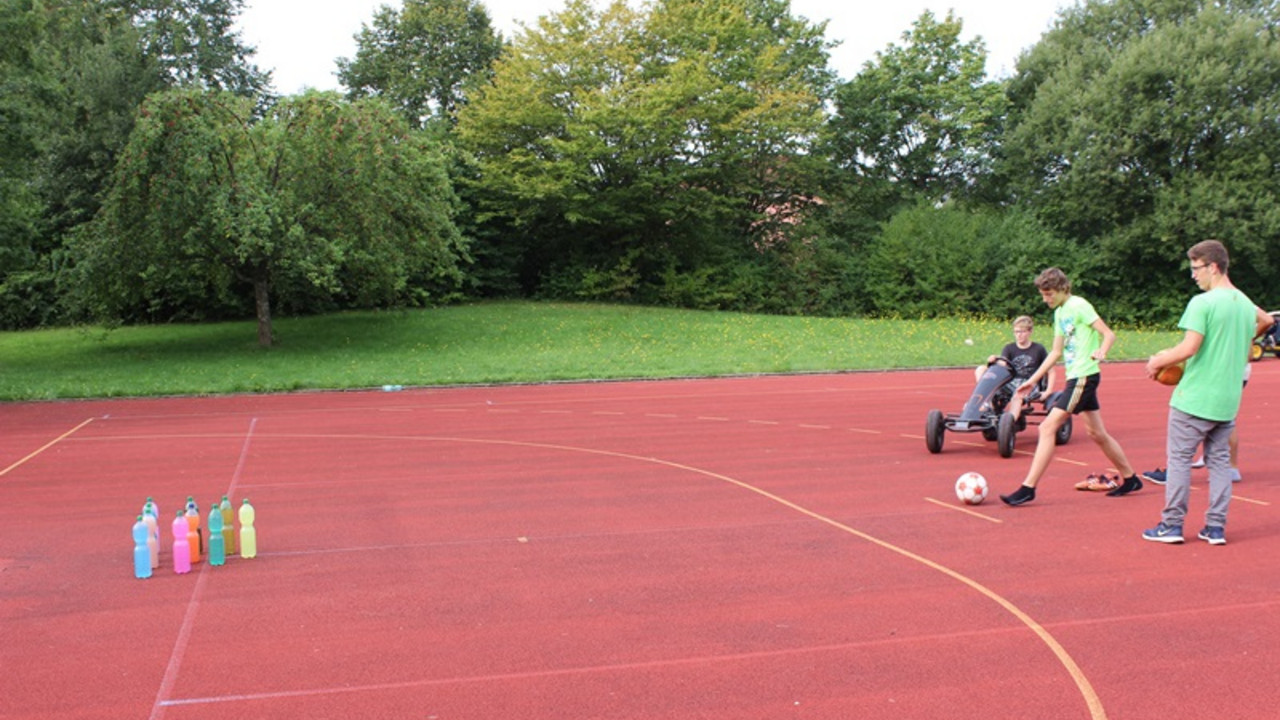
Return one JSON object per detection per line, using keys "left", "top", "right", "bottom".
{"left": 1256, "top": 306, "right": 1275, "bottom": 338}
{"left": 1089, "top": 317, "right": 1116, "bottom": 360}
{"left": 1146, "top": 330, "right": 1203, "bottom": 377}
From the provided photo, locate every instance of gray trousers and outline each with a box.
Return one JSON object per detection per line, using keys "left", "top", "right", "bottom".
{"left": 1161, "top": 407, "right": 1235, "bottom": 528}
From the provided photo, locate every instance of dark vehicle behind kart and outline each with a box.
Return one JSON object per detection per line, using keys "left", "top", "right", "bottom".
{"left": 925, "top": 357, "right": 1071, "bottom": 458}
{"left": 1251, "top": 311, "right": 1280, "bottom": 361}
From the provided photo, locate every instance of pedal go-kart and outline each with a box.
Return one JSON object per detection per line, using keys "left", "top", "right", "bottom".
{"left": 925, "top": 357, "right": 1071, "bottom": 458}
{"left": 1251, "top": 311, "right": 1280, "bottom": 361}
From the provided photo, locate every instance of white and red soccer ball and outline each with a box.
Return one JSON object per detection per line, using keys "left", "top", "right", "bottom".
{"left": 955, "top": 472, "right": 989, "bottom": 505}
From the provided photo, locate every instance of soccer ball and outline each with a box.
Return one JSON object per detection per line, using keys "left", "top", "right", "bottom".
{"left": 955, "top": 472, "right": 989, "bottom": 505}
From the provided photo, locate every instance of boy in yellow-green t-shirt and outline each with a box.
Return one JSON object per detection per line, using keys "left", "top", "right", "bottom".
{"left": 1142, "top": 240, "right": 1271, "bottom": 545}
{"left": 999, "top": 267, "right": 1144, "bottom": 506}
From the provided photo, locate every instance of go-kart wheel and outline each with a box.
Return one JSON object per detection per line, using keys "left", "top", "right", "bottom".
{"left": 997, "top": 412, "right": 1017, "bottom": 458}
{"left": 1251, "top": 343, "right": 1264, "bottom": 361}
{"left": 981, "top": 426, "right": 998, "bottom": 442}
{"left": 1055, "top": 415, "right": 1073, "bottom": 445}
{"left": 926, "top": 409, "right": 945, "bottom": 454}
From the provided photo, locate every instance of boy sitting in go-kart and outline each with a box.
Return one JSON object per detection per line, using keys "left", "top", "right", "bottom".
{"left": 974, "top": 315, "right": 1055, "bottom": 421}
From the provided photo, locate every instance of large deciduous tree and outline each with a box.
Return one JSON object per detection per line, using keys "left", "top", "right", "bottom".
{"left": 999, "top": 0, "right": 1280, "bottom": 322}
{"left": 456, "top": 0, "right": 834, "bottom": 304}
{"left": 824, "top": 11, "right": 1005, "bottom": 228}
{"left": 337, "top": 0, "right": 504, "bottom": 128}
{"left": 0, "top": 0, "right": 269, "bottom": 329}
{"left": 74, "top": 89, "right": 467, "bottom": 347}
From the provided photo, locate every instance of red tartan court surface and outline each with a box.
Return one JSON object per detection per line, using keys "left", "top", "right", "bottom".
{"left": 1, "top": 362, "right": 1278, "bottom": 719}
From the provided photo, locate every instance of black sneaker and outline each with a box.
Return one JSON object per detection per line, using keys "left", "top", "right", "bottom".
{"left": 1106, "top": 474, "right": 1143, "bottom": 497}
{"left": 1140, "top": 468, "right": 1167, "bottom": 485}
{"left": 1000, "top": 485, "right": 1036, "bottom": 506}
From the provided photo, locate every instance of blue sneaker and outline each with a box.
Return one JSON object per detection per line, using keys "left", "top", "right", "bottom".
{"left": 1197, "top": 526, "right": 1226, "bottom": 545}
{"left": 1142, "top": 522, "right": 1184, "bottom": 544}
{"left": 1141, "top": 468, "right": 1166, "bottom": 485}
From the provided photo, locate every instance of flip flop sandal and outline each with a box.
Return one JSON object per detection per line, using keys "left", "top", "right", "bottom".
{"left": 1090, "top": 474, "right": 1122, "bottom": 492}
{"left": 1075, "top": 473, "right": 1120, "bottom": 491}
{"left": 1075, "top": 473, "right": 1101, "bottom": 490}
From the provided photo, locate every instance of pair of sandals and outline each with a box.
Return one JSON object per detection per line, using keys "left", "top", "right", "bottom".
{"left": 1075, "top": 472, "right": 1122, "bottom": 492}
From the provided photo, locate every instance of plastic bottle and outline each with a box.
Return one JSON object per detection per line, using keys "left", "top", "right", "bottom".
{"left": 382, "top": 384, "right": 403, "bottom": 392}
{"left": 238, "top": 499, "right": 257, "bottom": 559}
{"left": 206, "top": 502, "right": 225, "bottom": 566}
{"left": 185, "top": 497, "right": 203, "bottom": 559}
{"left": 133, "top": 516, "right": 152, "bottom": 579}
{"left": 171, "top": 511, "right": 192, "bottom": 574}
{"left": 219, "top": 496, "right": 237, "bottom": 554}
{"left": 141, "top": 505, "right": 160, "bottom": 568}
{"left": 185, "top": 500, "right": 201, "bottom": 563}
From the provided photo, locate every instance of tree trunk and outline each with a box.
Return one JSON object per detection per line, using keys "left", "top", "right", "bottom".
{"left": 254, "top": 277, "right": 273, "bottom": 348}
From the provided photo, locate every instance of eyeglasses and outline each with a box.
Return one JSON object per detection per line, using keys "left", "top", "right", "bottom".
{"left": 1189, "top": 263, "right": 1210, "bottom": 276}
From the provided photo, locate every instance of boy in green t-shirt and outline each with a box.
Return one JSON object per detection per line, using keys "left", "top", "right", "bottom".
{"left": 999, "top": 268, "right": 1143, "bottom": 506}
{"left": 1142, "top": 240, "right": 1268, "bottom": 545}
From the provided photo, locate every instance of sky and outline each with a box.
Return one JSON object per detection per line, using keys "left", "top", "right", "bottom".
{"left": 235, "top": 0, "right": 1072, "bottom": 96}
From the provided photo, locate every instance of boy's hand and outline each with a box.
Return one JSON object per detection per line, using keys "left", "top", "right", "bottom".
{"left": 1091, "top": 349, "right": 1108, "bottom": 361}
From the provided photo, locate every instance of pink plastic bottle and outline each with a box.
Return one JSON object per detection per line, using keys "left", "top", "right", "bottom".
{"left": 171, "top": 511, "right": 192, "bottom": 574}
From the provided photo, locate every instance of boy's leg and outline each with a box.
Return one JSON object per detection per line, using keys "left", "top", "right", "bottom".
{"left": 1022, "top": 408, "right": 1068, "bottom": 487}
{"left": 1202, "top": 420, "right": 1235, "bottom": 530}
{"left": 1075, "top": 409, "right": 1143, "bottom": 496}
{"left": 1076, "top": 409, "right": 1135, "bottom": 478}
{"left": 1160, "top": 408, "right": 1206, "bottom": 528}
{"left": 999, "top": 407, "right": 1067, "bottom": 505}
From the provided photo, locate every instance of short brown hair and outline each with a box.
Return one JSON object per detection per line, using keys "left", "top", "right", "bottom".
{"left": 1034, "top": 267, "right": 1071, "bottom": 293}
{"left": 1189, "top": 239, "right": 1230, "bottom": 274}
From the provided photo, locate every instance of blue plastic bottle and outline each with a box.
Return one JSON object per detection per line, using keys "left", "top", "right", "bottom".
{"left": 207, "top": 502, "right": 225, "bottom": 566}
{"left": 132, "top": 515, "right": 152, "bottom": 579}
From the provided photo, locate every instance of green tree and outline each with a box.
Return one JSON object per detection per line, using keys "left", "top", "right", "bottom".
{"left": 74, "top": 89, "right": 467, "bottom": 347}
{"left": 825, "top": 11, "right": 1006, "bottom": 226}
{"left": 864, "top": 204, "right": 1079, "bottom": 319}
{"left": 999, "top": 0, "right": 1280, "bottom": 322}
{"left": 337, "top": 0, "right": 504, "bottom": 128}
{"left": 0, "top": 0, "right": 270, "bottom": 328}
{"left": 118, "top": 0, "right": 270, "bottom": 96}
{"left": 456, "top": 0, "right": 834, "bottom": 305}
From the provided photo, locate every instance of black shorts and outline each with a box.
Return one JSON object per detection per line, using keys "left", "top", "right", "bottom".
{"left": 1052, "top": 373, "right": 1101, "bottom": 414}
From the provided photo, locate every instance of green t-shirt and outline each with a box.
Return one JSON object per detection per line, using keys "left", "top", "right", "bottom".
{"left": 1055, "top": 295, "right": 1101, "bottom": 380}
{"left": 1170, "top": 287, "right": 1256, "bottom": 421}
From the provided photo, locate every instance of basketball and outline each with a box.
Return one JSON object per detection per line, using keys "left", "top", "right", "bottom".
{"left": 1155, "top": 362, "right": 1184, "bottom": 386}
{"left": 955, "top": 472, "right": 989, "bottom": 505}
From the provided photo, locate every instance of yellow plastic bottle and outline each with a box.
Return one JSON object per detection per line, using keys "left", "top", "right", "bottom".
{"left": 219, "top": 495, "right": 237, "bottom": 554}
{"left": 238, "top": 499, "right": 257, "bottom": 559}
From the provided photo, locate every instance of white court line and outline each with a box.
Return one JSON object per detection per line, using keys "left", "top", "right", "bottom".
{"left": 148, "top": 418, "right": 257, "bottom": 720}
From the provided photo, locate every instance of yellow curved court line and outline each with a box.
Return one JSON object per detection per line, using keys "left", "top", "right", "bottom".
{"left": 0, "top": 418, "right": 95, "bottom": 478}
{"left": 82, "top": 429, "right": 1108, "bottom": 718}
{"left": 423, "top": 435, "right": 1109, "bottom": 720}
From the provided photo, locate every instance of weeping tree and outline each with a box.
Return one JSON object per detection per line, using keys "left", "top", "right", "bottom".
{"left": 74, "top": 88, "right": 467, "bottom": 347}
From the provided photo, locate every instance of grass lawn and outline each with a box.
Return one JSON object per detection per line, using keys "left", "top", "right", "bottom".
{"left": 0, "top": 301, "right": 1181, "bottom": 401}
